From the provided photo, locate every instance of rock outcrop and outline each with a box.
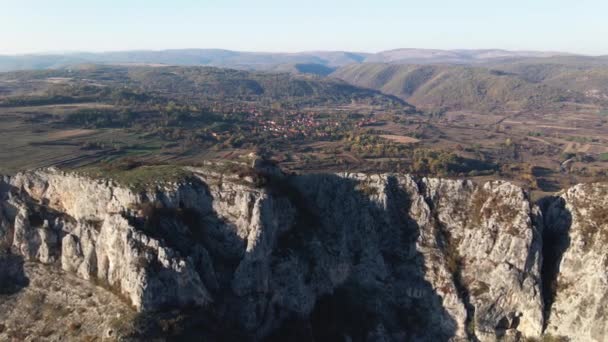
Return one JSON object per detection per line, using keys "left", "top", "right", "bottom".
{"left": 0, "top": 167, "right": 605, "bottom": 341}
{"left": 544, "top": 183, "right": 608, "bottom": 341}
{"left": 2, "top": 170, "right": 211, "bottom": 311}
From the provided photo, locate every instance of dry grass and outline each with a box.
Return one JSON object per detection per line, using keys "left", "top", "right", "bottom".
{"left": 525, "top": 334, "right": 571, "bottom": 342}
{"left": 468, "top": 188, "right": 489, "bottom": 227}
{"left": 68, "top": 322, "right": 82, "bottom": 331}
{"left": 470, "top": 281, "right": 490, "bottom": 297}
{"left": 0, "top": 263, "right": 135, "bottom": 340}
{"left": 578, "top": 205, "right": 608, "bottom": 251}
{"left": 355, "top": 181, "right": 380, "bottom": 196}
{"left": 379, "top": 134, "right": 420, "bottom": 144}
{"left": 47, "top": 129, "right": 96, "bottom": 140}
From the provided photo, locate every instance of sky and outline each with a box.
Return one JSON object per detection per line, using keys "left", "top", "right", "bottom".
{"left": 1, "top": 0, "right": 608, "bottom": 55}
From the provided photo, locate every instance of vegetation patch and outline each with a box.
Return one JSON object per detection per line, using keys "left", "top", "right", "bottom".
{"left": 468, "top": 188, "right": 490, "bottom": 228}
{"left": 525, "top": 334, "right": 571, "bottom": 342}
{"left": 355, "top": 181, "right": 379, "bottom": 197}
{"left": 409, "top": 149, "right": 496, "bottom": 176}
{"left": 470, "top": 281, "right": 490, "bottom": 297}
{"left": 577, "top": 205, "right": 608, "bottom": 251}
{"left": 75, "top": 160, "right": 192, "bottom": 191}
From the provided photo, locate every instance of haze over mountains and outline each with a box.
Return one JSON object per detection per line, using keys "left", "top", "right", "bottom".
{"left": 2, "top": 48, "right": 608, "bottom": 113}
{"left": 1, "top": 48, "right": 605, "bottom": 73}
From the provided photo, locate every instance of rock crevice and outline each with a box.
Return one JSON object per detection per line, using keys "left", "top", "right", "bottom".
{"left": 0, "top": 168, "right": 606, "bottom": 341}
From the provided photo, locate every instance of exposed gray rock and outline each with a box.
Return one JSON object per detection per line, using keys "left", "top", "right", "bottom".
{"left": 544, "top": 183, "right": 608, "bottom": 341}
{"left": 0, "top": 167, "right": 603, "bottom": 341}
{"left": 423, "top": 179, "right": 544, "bottom": 339}
{"left": 1, "top": 169, "right": 211, "bottom": 311}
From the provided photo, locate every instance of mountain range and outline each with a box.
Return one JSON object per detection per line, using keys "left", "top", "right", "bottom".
{"left": 1, "top": 48, "right": 603, "bottom": 72}
{"left": 2, "top": 48, "right": 608, "bottom": 112}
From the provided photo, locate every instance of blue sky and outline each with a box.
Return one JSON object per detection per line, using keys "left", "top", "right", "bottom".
{"left": 1, "top": 0, "right": 607, "bottom": 55}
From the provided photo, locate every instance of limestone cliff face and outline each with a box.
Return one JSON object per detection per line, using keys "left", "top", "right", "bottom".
{"left": 544, "top": 183, "right": 608, "bottom": 341}
{"left": 0, "top": 167, "right": 604, "bottom": 341}
{"left": 422, "top": 179, "right": 544, "bottom": 340}
{"left": 1, "top": 170, "right": 212, "bottom": 311}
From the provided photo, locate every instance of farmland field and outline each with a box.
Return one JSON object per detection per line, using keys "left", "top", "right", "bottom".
{"left": 0, "top": 64, "right": 606, "bottom": 196}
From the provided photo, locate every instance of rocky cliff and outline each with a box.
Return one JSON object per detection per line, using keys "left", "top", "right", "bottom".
{"left": 542, "top": 183, "right": 608, "bottom": 341}
{"left": 0, "top": 166, "right": 606, "bottom": 341}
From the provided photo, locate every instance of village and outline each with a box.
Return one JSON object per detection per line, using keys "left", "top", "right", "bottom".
{"left": 205, "top": 100, "right": 380, "bottom": 141}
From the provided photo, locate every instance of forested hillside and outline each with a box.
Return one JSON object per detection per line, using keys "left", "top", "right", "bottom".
{"left": 332, "top": 63, "right": 583, "bottom": 111}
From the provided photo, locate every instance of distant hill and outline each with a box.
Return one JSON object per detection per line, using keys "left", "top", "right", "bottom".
{"left": 363, "top": 48, "right": 576, "bottom": 65}
{"left": 266, "top": 63, "right": 337, "bottom": 76}
{"left": 487, "top": 58, "right": 608, "bottom": 101}
{"left": 126, "top": 66, "right": 409, "bottom": 105}
{"left": 0, "top": 50, "right": 369, "bottom": 72}
{"left": 0, "top": 48, "right": 591, "bottom": 73}
{"left": 4, "top": 49, "right": 608, "bottom": 112}
{"left": 331, "top": 63, "right": 585, "bottom": 111}
{"left": 0, "top": 65, "right": 415, "bottom": 110}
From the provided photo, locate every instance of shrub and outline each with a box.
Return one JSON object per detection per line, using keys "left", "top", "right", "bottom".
{"left": 356, "top": 182, "right": 379, "bottom": 197}
{"left": 468, "top": 189, "right": 489, "bottom": 227}
{"left": 470, "top": 281, "right": 490, "bottom": 297}
{"left": 68, "top": 322, "right": 82, "bottom": 331}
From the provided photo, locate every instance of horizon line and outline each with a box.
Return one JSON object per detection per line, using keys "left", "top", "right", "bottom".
{"left": 0, "top": 47, "right": 604, "bottom": 58}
